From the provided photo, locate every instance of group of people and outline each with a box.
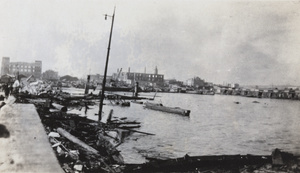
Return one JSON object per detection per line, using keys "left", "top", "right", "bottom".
{"left": 1, "top": 80, "right": 20, "bottom": 99}
{"left": 2, "top": 83, "right": 13, "bottom": 99}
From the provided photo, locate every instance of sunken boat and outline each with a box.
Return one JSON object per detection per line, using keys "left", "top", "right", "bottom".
{"left": 144, "top": 102, "right": 191, "bottom": 116}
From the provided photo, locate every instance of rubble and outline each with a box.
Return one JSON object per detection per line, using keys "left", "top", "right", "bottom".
{"left": 123, "top": 150, "right": 300, "bottom": 173}
{"left": 14, "top": 85, "right": 149, "bottom": 173}
{"left": 48, "top": 132, "right": 60, "bottom": 138}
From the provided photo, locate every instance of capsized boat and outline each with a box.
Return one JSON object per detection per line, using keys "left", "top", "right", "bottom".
{"left": 144, "top": 102, "right": 190, "bottom": 116}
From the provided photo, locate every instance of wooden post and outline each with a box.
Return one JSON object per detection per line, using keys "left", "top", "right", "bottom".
{"left": 84, "top": 75, "right": 90, "bottom": 94}
{"left": 134, "top": 82, "right": 139, "bottom": 97}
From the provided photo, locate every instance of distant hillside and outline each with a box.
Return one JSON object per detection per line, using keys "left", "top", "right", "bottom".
{"left": 60, "top": 75, "right": 78, "bottom": 81}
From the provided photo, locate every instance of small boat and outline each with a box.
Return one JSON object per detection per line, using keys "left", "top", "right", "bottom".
{"left": 144, "top": 102, "right": 190, "bottom": 116}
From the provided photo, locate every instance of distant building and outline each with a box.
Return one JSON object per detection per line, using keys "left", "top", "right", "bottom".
{"left": 89, "top": 74, "right": 112, "bottom": 84}
{"left": 42, "top": 70, "right": 59, "bottom": 81}
{"left": 127, "top": 71, "right": 164, "bottom": 86}
{"left": 1, "top": 57, "right": 42, "bottom": 79}
{"left": 165, "top": 79, "right": 184, "bottom": 86}
{"left": 186, "top": 77, "right": 206, "bottom": 88}
{"left": 227, "top": 83, "right": 240, "bottom": 88}
{"left": 233, "top": 83, "right": 240, "bottom": 88}
{"left": 112, "top": 66, "right": 164, "bottom": 86}
{"left": 90, "top": 74, "right": 101, "bottom": 83}
{"left": 1, "top": 57, "right": 10, "bottom": 76}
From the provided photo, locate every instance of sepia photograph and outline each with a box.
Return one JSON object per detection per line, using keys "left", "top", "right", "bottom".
{"left": 0, "top": 0, "right": 300, "bottom": 172}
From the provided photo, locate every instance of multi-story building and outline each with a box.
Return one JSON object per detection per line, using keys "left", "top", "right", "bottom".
{"left": 186, "top": 77, "right": 206, "bottom": 88}
{"left": 1, "top": 57, "right": 10, "bottom": 76}
{"left": 1, "top": 57, "right": 42, "bottom": 79}
{"left": 112, "top": 66, "right": 164, "bottom": 86}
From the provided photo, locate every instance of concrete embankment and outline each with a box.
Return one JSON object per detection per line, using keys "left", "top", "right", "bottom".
{"left": 0, "top": 96, "right": 63, "bottom": 173}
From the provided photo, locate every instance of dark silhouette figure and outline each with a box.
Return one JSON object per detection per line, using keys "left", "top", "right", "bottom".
{"left": 0, "top": 124, "right": 10, "bottom": 138}
{"left": 3, "top": 84, "right": 10, "bottom": 99}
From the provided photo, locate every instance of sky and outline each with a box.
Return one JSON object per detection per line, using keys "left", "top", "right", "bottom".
{"left": 0, "top": 0, "right": 300, "bottom": 85}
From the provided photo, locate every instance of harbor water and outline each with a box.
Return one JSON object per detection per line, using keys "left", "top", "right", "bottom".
{"left": 64, "top": 88, "right": 300, "bottom": 164}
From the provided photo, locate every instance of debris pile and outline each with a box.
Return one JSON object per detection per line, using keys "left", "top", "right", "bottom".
{"left": 15, "top": 91, "right": 147, "bottom": 173}
{"left": 38, "top": 111, "right": 125, "bottom": 172}
{"left": 124, "top": 149, "right": 300, "bottom": 173}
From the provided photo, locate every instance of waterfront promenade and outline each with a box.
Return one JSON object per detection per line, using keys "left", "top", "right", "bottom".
{"left": 0, "top": 96, "right": 63, "bottom": 172}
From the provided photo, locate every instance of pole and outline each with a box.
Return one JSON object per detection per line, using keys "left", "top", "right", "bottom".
{"left": 98, "top": 7, "right": 115, "bottom": 122}
{"left": 84, "top": 75, "right": 90, "bottom": 94}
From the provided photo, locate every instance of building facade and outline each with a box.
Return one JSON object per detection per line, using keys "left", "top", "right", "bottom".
{"left": 126, "top": 72, "right": 164, "bottom": 85}
{"left": 1, "top": 57, "right": 42, "bottom": 79}
{"left": 112, "top": 66, "right": 164, "bottom": 86}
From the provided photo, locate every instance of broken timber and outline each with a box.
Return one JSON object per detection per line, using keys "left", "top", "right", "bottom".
{"left": 56, "top": 127, "right": 117, "bottom": 173}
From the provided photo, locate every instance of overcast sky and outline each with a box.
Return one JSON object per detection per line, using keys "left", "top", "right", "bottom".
{"left": 0, "top": 0, "right": 300, "bottom": 85}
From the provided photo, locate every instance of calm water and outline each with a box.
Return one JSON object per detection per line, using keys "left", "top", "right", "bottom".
{"left": 64, "top": 88, "right": 300, "bottom": 164}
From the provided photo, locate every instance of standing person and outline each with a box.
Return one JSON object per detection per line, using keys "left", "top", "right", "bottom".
{"left": 12, "top": 79, "right": 20, "bottom": 94}
{"left": 9, "top": 83, "right": 13, "bottom": 95}
{"left": 4, "top": 84, "right": 10, "bottom": 99}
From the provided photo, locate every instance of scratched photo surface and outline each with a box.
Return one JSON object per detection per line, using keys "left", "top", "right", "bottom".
{"left": 0, "top": 0, "right": 300, "bottom": 172}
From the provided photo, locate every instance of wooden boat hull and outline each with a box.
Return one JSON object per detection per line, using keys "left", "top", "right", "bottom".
{"left": 144, "top": 102, "right": 190, "bottom": 116}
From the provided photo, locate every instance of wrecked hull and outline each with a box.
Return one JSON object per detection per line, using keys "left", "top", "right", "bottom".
{"left": 144, "top": 102, "right": 191, "bottom": 116}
